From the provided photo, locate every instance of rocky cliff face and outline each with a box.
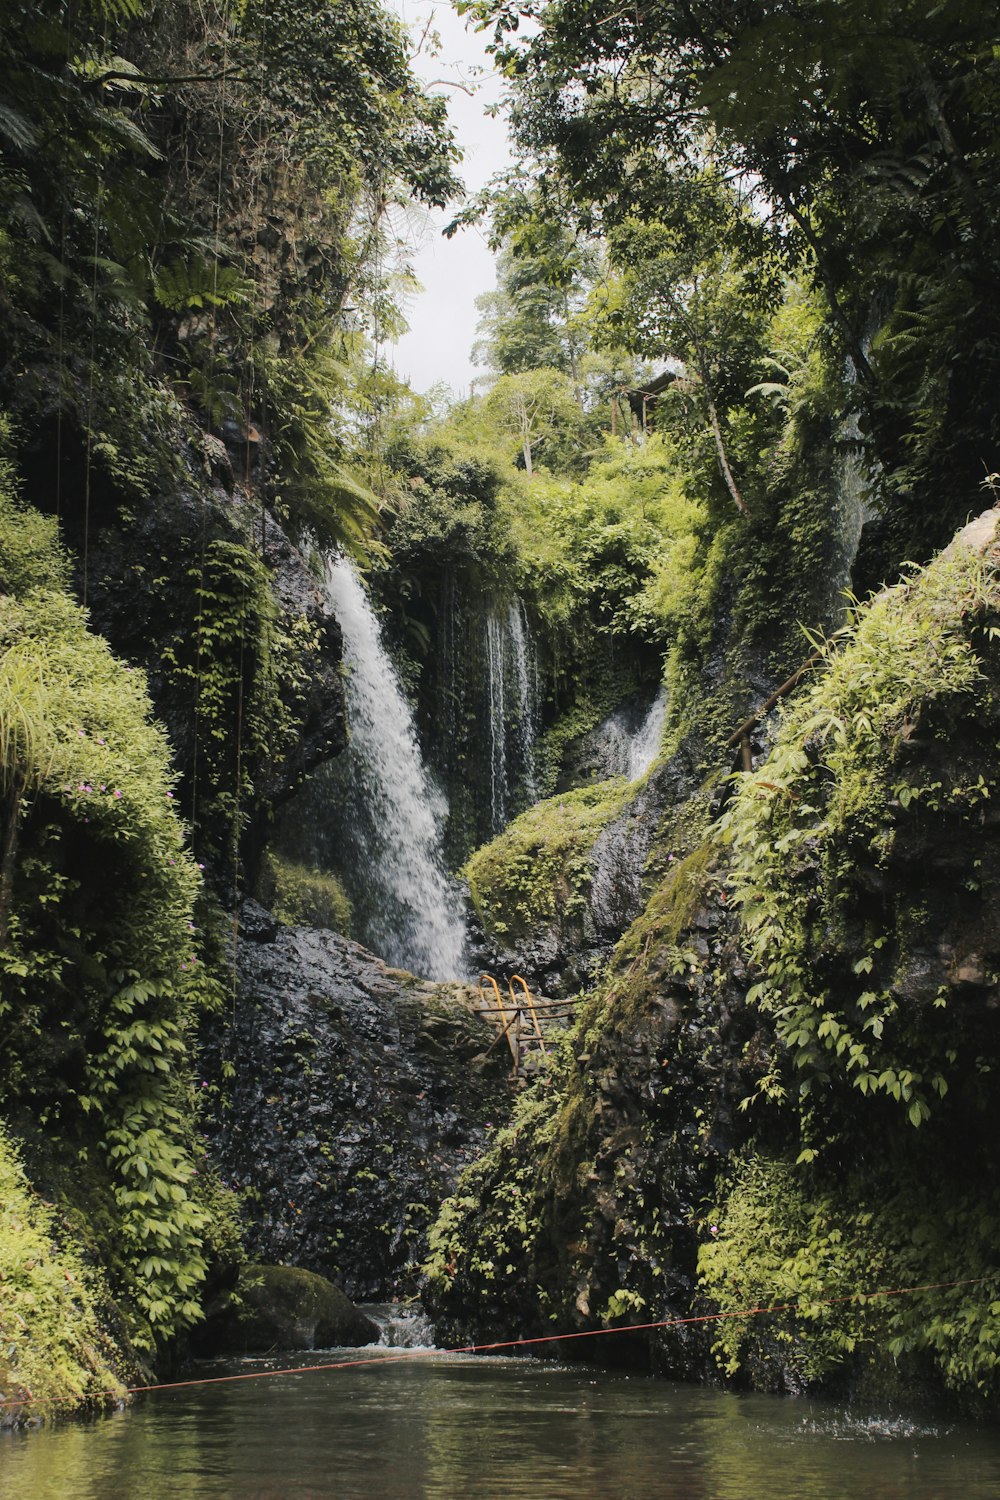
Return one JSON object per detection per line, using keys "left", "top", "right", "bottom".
{"left": 425, "top": 510, "right": 1000, "bottom": 1412}
{"left": 84, "top": 430, "right": 347, "bottom": 878}
{"left": 203, "top": 902, "right": 511, "bottom": 1301}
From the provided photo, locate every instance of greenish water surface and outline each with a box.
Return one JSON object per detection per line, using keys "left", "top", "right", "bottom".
{"left": 3, "top": 1347, "right": 1000, "bottom": 1500}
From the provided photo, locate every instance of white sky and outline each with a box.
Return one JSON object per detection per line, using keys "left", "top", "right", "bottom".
{"left": 385, "top": 1, "right": 511, "bottom": 396}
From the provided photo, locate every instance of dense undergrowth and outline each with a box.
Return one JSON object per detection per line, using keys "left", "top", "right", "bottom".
{"left": 0, "top": 1125, "right": 129, "bottom": 1425}
{"left": 0, "top": 474, "right": 238, "bottom": 1370}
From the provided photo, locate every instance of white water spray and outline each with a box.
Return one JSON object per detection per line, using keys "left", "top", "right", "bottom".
{"left": 324, "top": 558, "right": 468, "bottom": 980}
{"left": 625, "top": 683, "right": 668, "bottom": 780}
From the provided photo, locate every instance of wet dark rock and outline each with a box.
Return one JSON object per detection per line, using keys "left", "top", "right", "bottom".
{"left": 203, "top": 904, "right": 511, "bottom": 1301}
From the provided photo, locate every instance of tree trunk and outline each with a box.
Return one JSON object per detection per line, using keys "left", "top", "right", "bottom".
{"left": 690, "top": 334, "right": 748, "bottom": 516}
{"left": 0, "top": 775, "right": 24, "bottom": 946}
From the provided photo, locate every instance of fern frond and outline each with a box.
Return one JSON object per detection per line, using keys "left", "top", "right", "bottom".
{"left": 154, "top": 257, "right": 252, "bottom": 313}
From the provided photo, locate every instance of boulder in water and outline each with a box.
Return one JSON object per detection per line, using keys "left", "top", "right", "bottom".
{"left": 201, "top": 1263, "right": 379, "bottom": 1353}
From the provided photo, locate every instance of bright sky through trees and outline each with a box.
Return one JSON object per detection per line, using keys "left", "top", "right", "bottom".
{"left": 386, "top": 1, "right": 509, "bottom": 395}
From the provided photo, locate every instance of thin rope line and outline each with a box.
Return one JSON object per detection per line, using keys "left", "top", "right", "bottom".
{"left": 1, "top": 1275, "right": 993, "bottom": 1415}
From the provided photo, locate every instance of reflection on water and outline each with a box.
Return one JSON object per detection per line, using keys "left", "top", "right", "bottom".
{"left": 3, "top": 1348, "right": 1000, "bottom": 1500}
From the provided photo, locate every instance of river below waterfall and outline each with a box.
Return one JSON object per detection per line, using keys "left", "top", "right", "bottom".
{"left": 5, "top": 1345, "right": 1000, "bottom": 1499}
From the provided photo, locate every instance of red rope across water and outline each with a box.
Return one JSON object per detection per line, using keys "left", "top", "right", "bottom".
{"left": 1, "top": 1275, "right": 994, "bottom": 1415}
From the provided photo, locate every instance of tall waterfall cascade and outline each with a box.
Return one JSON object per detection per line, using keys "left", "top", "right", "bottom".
{"left": 323, "top": 558, "right": 469, "bottom": 980}
{"left": 484, "top": 600, "right": 540, "bottom": 833}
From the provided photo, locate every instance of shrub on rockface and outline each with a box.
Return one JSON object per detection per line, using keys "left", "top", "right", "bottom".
{"left": 257, "top": 849, "right": 353, "bottom": 935}
{"left": 0, "top": 1125, "right": 130, "bottom": 1426}
{"left": 1, "top": 485, "right": 225, "bottom": 1351}
{"left": 721, "top": 531, "right": 1000, "bottom": 1137}
{"left": 699, "top": 1152, "right": 1000, "bottom": 1400}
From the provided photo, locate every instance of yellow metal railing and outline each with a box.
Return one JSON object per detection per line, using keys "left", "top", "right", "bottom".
{"left": 509, "top": 973, "right": 546, "bottom": 1055}
{"left": 478, "top": 972, "right": 519, "bottom": 1067}
{"left": 477, "top": 972, "right": 553, "bottom": 1071}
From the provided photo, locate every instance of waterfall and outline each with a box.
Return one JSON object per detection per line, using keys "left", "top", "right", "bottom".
{"left": 508, "top": 600, "right": 539, "bottom": 804}
{"left": 626, "top": 683, "right": 668, "bottom": 780}
{"left": 322, "top": 558, "right": 469, "bottom": 980}
{"left": 483, "top": 600, "right": 540, "bottom": 833}
{"left": 587, "top": 685, "right": 668, "bottom": 934}
{"left": 485, "top": 609, "right": 509, "bottom": 833}
{"left": 579, "top": 684, "right": 668, "bottom": 785}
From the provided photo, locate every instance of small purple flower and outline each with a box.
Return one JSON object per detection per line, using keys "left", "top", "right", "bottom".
{"left": 709, "top": 1225, "right": 719, "bottom": 1236}
{"left": 114, "top": 790, "right": 122, "bottom": 799}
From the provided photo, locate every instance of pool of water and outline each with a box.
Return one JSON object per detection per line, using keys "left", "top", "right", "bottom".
{"left": 3, "top": 1346, "right": 1000, "bottom": 1500}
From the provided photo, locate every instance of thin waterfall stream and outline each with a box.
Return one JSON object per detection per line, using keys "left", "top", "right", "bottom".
{"left": 484, "top": 600, "right": 540, "bottom": 832}
{"left": 321, "top": 557, "right": 469, "bottom": 980}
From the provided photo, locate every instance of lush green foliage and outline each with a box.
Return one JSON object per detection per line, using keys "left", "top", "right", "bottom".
{"left": 721, "top": 543, "right": 999, "bottom": 1132}
{"left": 512, "top": 436, "right": 704, "bottom": 644}
{"left": 466, "top": 0, "right": 1000, "bottom": 570}
{"left": 1, "top": 486, "right": 221, "bottom": 1348}
{"left": 0, "top": 1124, "right": 128, "bottom": 1424}
{"left": 0, "top": 0, "right": 459, "bottom": 560}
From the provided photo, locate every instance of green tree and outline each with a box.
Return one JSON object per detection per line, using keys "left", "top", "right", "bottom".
{"left": 482, "top": 366, "right": 582, "bottom": 476}
{"left": 601, "top": 185, "right": 782, "bottom": 515}
{"left": 466, "top": 0, "right": 1000, "bottom": 565}
{"left": 473, "top": 220, "right": 599, "bottom": 390}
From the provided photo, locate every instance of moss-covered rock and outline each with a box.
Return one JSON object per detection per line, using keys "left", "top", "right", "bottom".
{"left": 257, "top": 850, "right": 353, "bottom": 936}
{"left": 464, "top": 781, "right": 631, "bottom": 990}
{"left": 202, "top": 1263, "right": 378, "bottom": 1353}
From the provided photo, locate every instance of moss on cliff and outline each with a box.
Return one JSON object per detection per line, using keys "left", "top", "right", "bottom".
{"left": 464, "top": 780, "right": 630, "bottom": 948}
